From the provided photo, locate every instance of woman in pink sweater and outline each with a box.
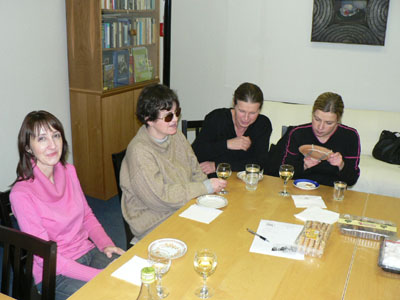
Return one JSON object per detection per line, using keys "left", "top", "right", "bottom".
{"left": 10, "top": 110, "right": 124, "bottom": 300}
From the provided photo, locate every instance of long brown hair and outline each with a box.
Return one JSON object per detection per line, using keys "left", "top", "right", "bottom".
{"left": 13, "top": 111, "right": 68, "bottom": 184}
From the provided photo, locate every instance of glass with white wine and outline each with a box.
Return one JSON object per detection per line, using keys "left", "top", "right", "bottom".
{"left": 148, "top": 249, "right": 171, "bottom": 298}
{"left": 216, "top": 163, "right": 231, "bottom": 194}
{"left": 193, "top": 249, "right": 218, "bottom": 299}
{"left": 279, "top": 164, "right": 294, "bottom": 196}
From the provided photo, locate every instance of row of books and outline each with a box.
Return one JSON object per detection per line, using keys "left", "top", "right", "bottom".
{"left": 102, "top": 47, "right": 153, "bottom": 90}
{"left": 102, "top": 17, "right": 156, "bottom": 49}
{"left": 101, "top": 0, "right": 155, "bottom": 10}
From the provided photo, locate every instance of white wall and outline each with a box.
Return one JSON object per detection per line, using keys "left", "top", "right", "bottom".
{"left": 0, "top": 1, "right": 71, "bottom": 190}
{"left": 171, "top": 0, "right": 400, "bottom": 124}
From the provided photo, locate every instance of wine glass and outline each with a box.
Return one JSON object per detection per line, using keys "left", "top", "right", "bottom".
{"left": 279, "top": 164, "right": 294, "bottom": 196}
{"left": 148, "top": 249, "right": 171, "bottom": 298}
{"left": 193, "top": 249, "right": 218, "bottom": 299}
{"left": 216, "top": 163, "right": 232, "bottom": 194}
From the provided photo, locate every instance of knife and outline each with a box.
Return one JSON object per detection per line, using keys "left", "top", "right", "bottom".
{"left": 247, "top": 228, "right": 269, "bottom": 242}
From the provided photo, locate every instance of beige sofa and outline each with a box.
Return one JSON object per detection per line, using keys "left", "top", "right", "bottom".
{"left": 261, "top": 100, "right": 400, "bottom": 198}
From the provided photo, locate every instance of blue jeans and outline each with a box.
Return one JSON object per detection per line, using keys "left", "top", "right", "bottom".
{"left": 37, "top": 247, "right": 118, "bottom": 300}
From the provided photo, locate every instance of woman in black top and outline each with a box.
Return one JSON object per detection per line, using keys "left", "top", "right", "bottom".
{"left": 192, "top": 82, "right": 272, "bottom": 175}
{"left": 282, "top": 92, "right": 361, "bottom": 186}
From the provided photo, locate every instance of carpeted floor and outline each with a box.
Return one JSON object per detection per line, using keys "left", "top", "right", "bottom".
{"left": 86, "top": 195, "right": 127, "bottom": 250}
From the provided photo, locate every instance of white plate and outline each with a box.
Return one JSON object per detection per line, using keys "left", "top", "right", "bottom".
{"left": 196, "top": 194, "right": 228, "bottom": 209}
{"left": 293, "top": 179, "right": 320, "bottom": 190}
{"left": 148, "top": 238, "right": 187, "bottom": 259}
{"left": 237, "top": 171, "right": 264, "bottom": 182}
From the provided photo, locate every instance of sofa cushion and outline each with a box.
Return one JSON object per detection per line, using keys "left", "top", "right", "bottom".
{"left": 351, "top": 155, "right": 400, "bottom": 197}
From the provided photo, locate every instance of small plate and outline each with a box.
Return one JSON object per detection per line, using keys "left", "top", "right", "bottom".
{"left": 299, "top": 144, "right": 332, "bottom": 161}
{"left": 196, "top": 194, "right": 228, "bottom": 209}
{"left": 148, "top": 238, "right": 187, "bottom": 259}
{"left": 293, "top": 179, "right": 319, "bottom": 190}
{"left": 237, "top": 171, "right": 264, "bottom": 182}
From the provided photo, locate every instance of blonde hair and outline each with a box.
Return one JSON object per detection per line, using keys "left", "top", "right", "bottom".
{"left": 312, "top": 92, "right": 344, "bottom": 122}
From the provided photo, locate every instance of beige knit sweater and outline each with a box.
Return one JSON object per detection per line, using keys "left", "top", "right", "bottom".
{"left": 120, "top": 125, "right": 208, "bottom": 240}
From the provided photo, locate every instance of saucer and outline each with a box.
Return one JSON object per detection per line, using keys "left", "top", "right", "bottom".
{"left": 196, "top": 194, "right": 228, "bottom": 209}
{"left": 294, "top": 179, "right": 320, "bottom": 190}
{"left": 299, "top": 144, "right": 332, "bottom": 161}
{"left": 148, "top": 238, "right": 187, "bottom": 259}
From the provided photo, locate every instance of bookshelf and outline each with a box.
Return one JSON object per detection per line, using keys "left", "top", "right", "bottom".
{"left": 65, "top": 0, "right": 160, "bottom": 200}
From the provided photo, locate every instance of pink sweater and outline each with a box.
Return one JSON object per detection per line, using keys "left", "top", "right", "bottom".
{"left": 10, "top": 163, "right": 114, "bottom": 284}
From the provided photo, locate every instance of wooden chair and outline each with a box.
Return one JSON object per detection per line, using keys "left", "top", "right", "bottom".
{"left": 181, "top": 120, "right": 203, "bottom": 139}
{"left": 0, "top": 225, "right": 57, "bottom": 300}
{"left": 0, "top": 190, "right": 13, "bottom": 228}
{"left": 111, "top": 149, "right": 135, "bottom": 249}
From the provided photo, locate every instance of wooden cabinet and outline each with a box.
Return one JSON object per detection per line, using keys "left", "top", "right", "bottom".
{"left": 65, "top": 0, "right": 160, "bottom": 200}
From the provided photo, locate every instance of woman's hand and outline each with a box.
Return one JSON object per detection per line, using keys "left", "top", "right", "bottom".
{"left": 103, "top": 246, "right": 125, "bottom": 258}
{"left": 227, "top": 136, "right": 251, "bottom": 151}
{"left": 210, "top": 178, "right": 227, "bottom": 193}
{"left": 200, "top": 161, "right": 216, "bottom": 175}
{"left": 327, "top": 152, "right": 344, "bottom": 170}
{"left": 303, "top": 156, "right": 321, "bottom": 170}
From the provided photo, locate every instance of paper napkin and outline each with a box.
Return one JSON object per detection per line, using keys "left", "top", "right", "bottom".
{"left": 111, "top": 255, "right": 150, "bottom": 286}
{"left": 294, "top": 207, "right": 339, "bottom": 224}
{"left": 291, "top": 195, "right": 327, "bottom": 208}
{"left": 179, "top": 204, "right": 223, "bottom": 224}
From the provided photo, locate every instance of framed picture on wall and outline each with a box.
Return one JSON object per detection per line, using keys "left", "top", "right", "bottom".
{"left": 311, "top": 0, "right": 390, "bottom": 46}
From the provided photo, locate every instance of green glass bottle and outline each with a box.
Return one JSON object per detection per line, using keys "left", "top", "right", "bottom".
{"left": 136, "top": 267, "right": 159, "bottom": 299}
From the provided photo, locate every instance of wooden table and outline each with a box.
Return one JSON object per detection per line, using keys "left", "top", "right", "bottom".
{"left": 0, "top": 293, "right": 15, "bottom": 300}
{"left": 68, "top": 175, "right": 400, "bottom": 299}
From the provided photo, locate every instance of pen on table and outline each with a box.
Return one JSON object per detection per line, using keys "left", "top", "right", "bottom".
{"left": 247, "top": 228, "right": 269, "bottom": 242}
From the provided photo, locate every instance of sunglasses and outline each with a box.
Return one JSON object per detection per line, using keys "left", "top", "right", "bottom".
{"left": 159, "top": 107, "right": 181, "bottom": 122}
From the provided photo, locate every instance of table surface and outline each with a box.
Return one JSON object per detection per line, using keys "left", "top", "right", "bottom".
{"left": 68, "top": 174, "right": 400, "bottom": 299}
{"left": 0, "top": 293, "right": 15, "bottom": 300}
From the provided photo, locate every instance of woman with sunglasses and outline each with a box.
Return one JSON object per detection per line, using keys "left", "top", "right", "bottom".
{"left": 120, "top": 84, "right": 227, "bottom": 242}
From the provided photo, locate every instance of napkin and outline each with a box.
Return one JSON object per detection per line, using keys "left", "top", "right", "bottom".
{"left": 291, "top": 195, "right": 327, "bottom": 208}
{"left": 179, "top": 204, "right": 223, "bottom": 224}
{"left": 294, "top": 207, "right": 339, "bottom": 224}
{"left": 111, "top": 255, "right": 150, "bottom": 286}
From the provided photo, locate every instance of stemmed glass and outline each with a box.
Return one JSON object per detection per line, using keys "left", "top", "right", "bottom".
{"left": 279, "top": 164, "right": 294, "bottom": 196}
{"left": 148, "top": 249, "right": 171, "bottom": 298}
{"left": 216, "top": 163, "right": 232, "bottom": 194}
{"left": 193, "top": 249, "right": 218, "bottom": 299}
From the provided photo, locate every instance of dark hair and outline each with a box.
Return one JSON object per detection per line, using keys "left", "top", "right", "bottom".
{"left": 312, "top": 92, "right": 344, "bottom": 122}
{"left": 14, "top": 110, "right": 68, "bottom": 184}
{"left": 233, "top": 82, "right": 264, "bottom": 109}
{"left": 136, "top": 84, "right": 180, "bottom": 126}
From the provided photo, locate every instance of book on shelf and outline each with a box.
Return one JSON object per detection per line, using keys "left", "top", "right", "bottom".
{"left": 132, "top": 47, "right": 153, "bottom": 83}
{"left": 102, "top": 51, "right": 115, "bottom": 90}
{"left": 113, "top": 49, "right": 130, "bottom": 87}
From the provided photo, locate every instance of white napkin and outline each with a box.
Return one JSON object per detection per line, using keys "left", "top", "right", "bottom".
{"left": 291, "top": 195, "right": 327, "bottom": 208}
{"left": 111, "top": 255, "right": 150, "bottom": 286}
{"left": 294, "top": 207, "right": 339, "bottom": 224}
{"left": 179, "top": 204, "right": 223, "bottom": 224}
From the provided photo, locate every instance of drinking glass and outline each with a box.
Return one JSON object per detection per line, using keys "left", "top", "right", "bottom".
{"left": 193, "top": 249, "right": 218, "bottom": 299}
{"left": 279, "top": 164, "right": 294, "bottom": 196}
{"left": 245, "top": 164, "right": 261, "bottom": 191}
{"left": 148, "top": 249, "right": 171, "bottom": 298}
{"left": 216, "top": 163, "right": 232, "bottom": 194}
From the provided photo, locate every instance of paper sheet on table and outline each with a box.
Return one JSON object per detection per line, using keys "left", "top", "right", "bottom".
{"left": 249, "top": 220, "right": 304, "bottom": 260}
{"left": 179, "top": 204, "right": 223, "bottom": 224}
{"left": 292, "top": 195, "right": 327, "bottom": 208}
{"left": 111, "top": 255, "right": 150, "bottom": 286}
{"left": 294, "top": 207, "right": 339, "bottom": 224}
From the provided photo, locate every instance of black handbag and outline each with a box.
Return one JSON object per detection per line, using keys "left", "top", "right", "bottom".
{"left": 372, "top": 130, "right": 400, "bottom": 165}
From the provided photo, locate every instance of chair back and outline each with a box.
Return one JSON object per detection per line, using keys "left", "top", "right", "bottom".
{"left": 181, "top": 120, "right": 203, "bottom": 139}
{"left": 111, "top": 149, "right": 135, "bottom": 249}
{"left": 0, "top": 190, "right": 13, "bottom": 228}
{"left": 0, "top": 225, "right": 57, "bottom": 300}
